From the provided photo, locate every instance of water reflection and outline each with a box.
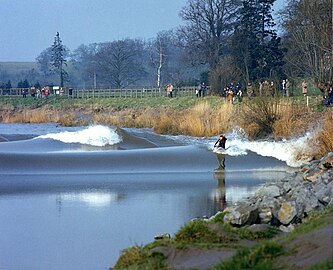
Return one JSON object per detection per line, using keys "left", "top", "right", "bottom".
{"left": 212, "top": 153, "right": 227, "bottom": 211}
{"left": 215, "top": 153, "right": 226, "bottom": 170}
{"left": 55, "top": 191, "right": 124, "bottom": 214}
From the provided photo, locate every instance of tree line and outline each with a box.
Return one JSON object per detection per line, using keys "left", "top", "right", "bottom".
{"left": 1, "top": 0, "right": 331, "bottom": 94}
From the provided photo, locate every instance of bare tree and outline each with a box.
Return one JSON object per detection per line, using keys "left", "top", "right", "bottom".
{"left": 36, "top": 47, "right": 52, "bottom": 77}
{"left": 71, "top": 44, "right": 99, "bottom": 88}
{"left": 95, "top": 39, "right": 146, "bottom": 88}
{"left": 178, "top": 0, "right": 241, "bottom": 68}
{"left": 149, "top": 31, "right": 171, "bottom": 88}
{"left": 281, "top": 0, "right": 332, "bottom": 83}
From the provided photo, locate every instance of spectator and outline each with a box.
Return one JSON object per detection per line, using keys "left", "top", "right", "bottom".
{"left": 302, "top": 80, "right": 308, "bottom": 96}
{"left": 247, "top": 82, "right": 253, "bottom": 99}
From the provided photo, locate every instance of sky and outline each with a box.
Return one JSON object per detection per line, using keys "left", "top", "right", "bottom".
{"left": 0, "top": 0, "right": 285, "bottom": 62}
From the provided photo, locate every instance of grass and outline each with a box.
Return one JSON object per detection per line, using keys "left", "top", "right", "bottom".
{"left": 112, "top": 245, "right": 169, "bottom": 270}
{"left": 213, "top": 242, "right": 284, "bottom": 270}
{"left": 173, "top": 219, "right": 233, "bottom": 246}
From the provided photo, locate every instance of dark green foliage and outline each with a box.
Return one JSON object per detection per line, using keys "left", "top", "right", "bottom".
{"left": 51, "top": 32, "right": 68, "bottom": 87}
{"left": 231, "top": 0, "right": 284, "bottom": 82}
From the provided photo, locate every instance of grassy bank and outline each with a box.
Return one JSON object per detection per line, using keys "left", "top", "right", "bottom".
{"left": 0, "top": 95, "right": 332, "bottom": 157}
{"left": 112, "top": 206, "right": 333, "bottom": 270}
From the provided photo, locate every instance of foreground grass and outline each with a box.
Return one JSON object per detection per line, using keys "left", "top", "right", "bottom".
{"left": 112, "top": 206, "right": 333, "bottom": 270}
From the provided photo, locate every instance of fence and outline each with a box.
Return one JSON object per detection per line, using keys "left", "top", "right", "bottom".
{"left": 0, "top": 86, "right": 326, "bottom": 107}
{"left": 0, "top": 86, "right": 203, "bottom": 98}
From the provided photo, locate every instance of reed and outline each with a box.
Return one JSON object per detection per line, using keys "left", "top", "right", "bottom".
{"left": 316, "top": 110, "right": 333, "bottom": 156}
{"left": 273, "top": 102, "right": 314, "bottom": 139}
{"left": 1, "top": 108, "right": 53, "bottom": 123}
{"left": 154, "top": 101, "right": 235, "bottom": 137}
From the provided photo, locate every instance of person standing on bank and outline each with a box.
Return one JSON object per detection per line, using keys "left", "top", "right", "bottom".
{"left": 214, "top": 134, "right": 227, "bottom": 149}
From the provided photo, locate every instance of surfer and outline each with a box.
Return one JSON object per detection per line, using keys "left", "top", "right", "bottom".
{"left": 214, "top": 134, "right": 227, "bottom": 149}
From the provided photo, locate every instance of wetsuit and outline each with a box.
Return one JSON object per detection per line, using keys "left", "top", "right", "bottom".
{"left": 214, "top": 137, "right": 227, "bottom": 149}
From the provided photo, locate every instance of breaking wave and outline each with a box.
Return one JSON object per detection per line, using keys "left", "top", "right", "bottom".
{"left": 213, "top": 129, "right": 312, "bottom": 167}
{"left": 165, "top": 127, "right": 312, "bottom": 167}
{"left": 38, "top": 125, "right": 122, "bottom": 146}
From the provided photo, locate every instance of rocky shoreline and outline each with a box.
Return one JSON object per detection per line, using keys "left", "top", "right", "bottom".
{"left": 223, "top": 152, "right": 333, "bottom": 231}
{"left": 112, "top": 153, "right": 333, "bottom": 269}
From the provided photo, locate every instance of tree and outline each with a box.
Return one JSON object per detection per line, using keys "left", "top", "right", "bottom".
{"left": 178, "top": 0, "right": 241, "bottom": 68}
{"left": 36, "top": 47, "right": 52, "bottom": 76}
{"left": 149, "top": 31, "right": 171, "bottom": 88}
{"left": 280, "top": 0, "right": 332, "bottom": 83}
{"left": 94, "top": 39, "right": 146, "bottom": 88}
{"left": 51, "top": 32, "right": 69, "bottom": 87}
{"left": 230, "top": 0, "right": 284, "bottom": 82}
{"left": 71, "top": 43, "right": 99, "bottom": 88}
{"left": 17, "top": 79, "right": 29, "bottom": 88}
{"left": 5, "top": 80, "right": 12, "bottom": 89}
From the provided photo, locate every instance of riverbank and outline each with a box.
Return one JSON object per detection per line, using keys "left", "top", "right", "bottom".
{"left": 112, "top": 152, "right": 333, "bottom": 270}
{"left": 0, "top": 95, "right": 332, "bottom": 159}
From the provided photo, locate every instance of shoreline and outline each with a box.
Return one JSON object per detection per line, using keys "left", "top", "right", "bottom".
{"left": 112, "top": 152, "right": 333, "bottom": 269}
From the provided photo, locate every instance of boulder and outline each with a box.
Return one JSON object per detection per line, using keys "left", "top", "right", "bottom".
{"left": 258, "top": 208, "right": 273, "bottom": 224}
{"left": 278, "top": 201, "right": 298, "bottom": 225}
{"left": 304, "top": 168, "right": 323, "bottom": 182}
{"left": 255, "top": 185, "right": 281, "bottom": 198}
{"left": 318, "top": 153, "right": 333, "bottom": 169}
{"left": 223, "top": 204, "right": 258, "bottom": 226}
{"left": 279, "top": 223, "right": 295, "bottom": 233}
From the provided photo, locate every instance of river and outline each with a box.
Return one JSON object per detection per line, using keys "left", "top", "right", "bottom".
{"left": 0, "top": 123, "right": 297, "bottom": 270}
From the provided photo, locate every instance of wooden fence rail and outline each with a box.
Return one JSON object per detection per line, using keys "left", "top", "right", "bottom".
{"left": 0, "top": 86, "right": 202, "bottom": 98}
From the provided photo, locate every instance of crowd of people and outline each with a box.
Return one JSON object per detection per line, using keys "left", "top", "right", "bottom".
{"left": 21, "top": 86, "right": 70, "bottom": 99}
{"left": 214, "top": 78, "right": 333, "bottom": 107}
{"left": 22, "top": 86, "right": 51, "bottom": 99}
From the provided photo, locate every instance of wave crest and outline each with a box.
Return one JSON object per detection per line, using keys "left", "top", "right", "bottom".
{"left": 38, "top": 125, "right": 122, "bottom": 146}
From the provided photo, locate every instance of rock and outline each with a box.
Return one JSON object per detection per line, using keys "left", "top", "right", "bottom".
{"left": 218, "top": 152, "right": 333, "bottom": 228}
{"left": 248, "top": 224, "right": 270, "bottom": 233}
{"left": 319, "top": 153, "right": 333, "bottom": 169}
{"left": 255, "top": 185, "right": 281, "bottom": 198}
{"left": 313, "top": 182, "right": 330, "bottom": 202}
{"left": 223, "top": 204, "right": 258, "bottom": 226}
{"left": 322, "top": 196, "right": 331, "bottom": 204}
{"left": 279, "top": 223, "right": 295, "bottom": 233}
{"left": 278, "top": 201, "right": 297, "bottom": 225}
{"left": 304, "top": 168, "right": 323, "bottom": 182}
{"left": 258, "top": 208, "right": 273, "bottom": 223}
{"left": 154, "top": 233, "right": 171, "bottom": 240}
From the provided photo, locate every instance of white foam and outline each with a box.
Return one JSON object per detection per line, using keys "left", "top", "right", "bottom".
{"left": 214, "top": 129, "right": 313, "bottom": 167}
{"left": 38, "top": 125, "right": 122, "bottom": 146}
{"left": 169, "top": 127, "right": 312, "bottom": 167}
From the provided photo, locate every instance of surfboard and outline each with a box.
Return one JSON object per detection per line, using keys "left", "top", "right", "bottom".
{"left": 212, "top": 146, "right": 229, "bottom": 154}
